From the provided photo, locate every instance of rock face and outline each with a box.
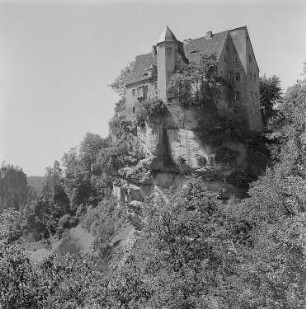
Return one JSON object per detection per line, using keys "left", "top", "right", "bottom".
{"left": 112, "top": 102, "right": 268, "bottom": 231}
{"left": 135, "top": 104, "right": 251, "bottom": 177}
{"left": 137, "top": 120, "right": 166, "bottom": 158}
{"left": 167, "top": 128, "right": 210, "bottom": 169}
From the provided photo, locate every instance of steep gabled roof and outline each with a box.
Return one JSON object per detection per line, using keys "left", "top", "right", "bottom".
{"left": 125, "top": 28, "right": 233, "bottom": 86}
{"left": 184, "top": 30, "right": 229, "bottom": 62}
{"left": 157, "top": 26, "right": 177, "bottom": 44}
{"left": 125, "top": 53, "right": 156, "bottom": 85}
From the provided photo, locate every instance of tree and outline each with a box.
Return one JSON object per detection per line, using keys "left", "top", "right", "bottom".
{"left": 259, "top": 74, "right": 283, "bottom": 126}
{"left": 101, "top": 178, "right": 247, "bottom": 308}
{"left": 231, "top": 71, "right": 306, "bottom": 308}
{"left": 0, "top": 210, "right": 41, "bottom": 308}
{"left": 79, "top": 133, "right": 107, "bottom": 172}
{"left": 173, "top": 54, "right": 224, "bottom": 108}
{"left": 110, "top": 61, "right": 135, "bottom": 97}
{"left": 0, "top": 164, "right": 30, "bottom": 212}
{"left": 42, "top": 161, "right": 70, "bottom": 217}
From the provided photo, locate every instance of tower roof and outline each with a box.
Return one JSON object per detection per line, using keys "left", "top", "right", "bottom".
{"left": 157, "top": 26, "right": 177, "bottom": 44}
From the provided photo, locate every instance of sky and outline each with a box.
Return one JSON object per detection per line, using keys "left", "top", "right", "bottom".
{"left": 0, "top": 0, "right": 305, "bottom": 176}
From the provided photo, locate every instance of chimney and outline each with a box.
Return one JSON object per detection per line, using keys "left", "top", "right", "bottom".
{"left": 206, "top": 31, "right": 213, "bottom": 40}
{"left": 152, "top": 45, "right": 157, "bottom": 56}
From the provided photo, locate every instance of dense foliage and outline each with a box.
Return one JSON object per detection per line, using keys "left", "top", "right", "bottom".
{"left": 135, "top": 99, "right": 167, "bottom": 126}
{"left": 0, "top": 164, "right": 32, "bottom": 212}
{"left": 1, "top": 62, "right": 305, "bottom": 308}
{"left": 172, "top": 54, "right": 225, "bottom": 108}
{"left": 260, "top": 74, "right": 283, "bottom": 126}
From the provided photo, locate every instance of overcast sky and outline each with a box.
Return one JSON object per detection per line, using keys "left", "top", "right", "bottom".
{"left": 0, "top": 0, "right": 305, "bottom": 176}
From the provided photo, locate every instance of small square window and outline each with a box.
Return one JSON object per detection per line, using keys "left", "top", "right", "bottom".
{"left": 234, "top": 91, "right": 240, "bottom": 100}
{"left": 235, "top": 72, "right": 240, "bottom": 81}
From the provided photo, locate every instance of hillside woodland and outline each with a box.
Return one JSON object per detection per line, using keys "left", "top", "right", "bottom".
{"left": 0, "top": 59, "right": 305, "bottom": 308}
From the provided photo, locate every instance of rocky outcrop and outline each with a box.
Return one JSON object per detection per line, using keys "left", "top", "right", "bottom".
{"left": 137, "top": 119, "right": 166, "bottom": 158}
{"left": 167, "top": 128, "right": 210, "bottom": 170}
{"left": 112, "top": 102, "right": 268, "bottom": 231}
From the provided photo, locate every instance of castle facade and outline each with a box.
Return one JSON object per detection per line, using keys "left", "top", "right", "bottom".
{"left": 124, "top": 26, "right": 262, "bottom": 131}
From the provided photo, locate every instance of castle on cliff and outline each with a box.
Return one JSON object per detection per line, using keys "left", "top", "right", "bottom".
{"left": 124, "top": 26, "right": 262, "bottom": 131}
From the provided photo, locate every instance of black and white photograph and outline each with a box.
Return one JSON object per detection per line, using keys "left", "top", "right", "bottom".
{"left": 0, "top": 0, "right": 305, "bottom": 307}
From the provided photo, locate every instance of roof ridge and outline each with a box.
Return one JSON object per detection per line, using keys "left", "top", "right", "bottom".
{"left": 184, "top": 30, "right": 229, "bottom": 44}
{"left": 135, "top": 52, "right": 154, "bottom": 58}
{"left": 229, "top": 25, "right": 247, "bottom": 32}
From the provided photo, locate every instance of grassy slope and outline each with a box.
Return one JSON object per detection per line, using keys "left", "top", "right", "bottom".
{"left": 24, "top": 224, "right": 95, "bottom": 264}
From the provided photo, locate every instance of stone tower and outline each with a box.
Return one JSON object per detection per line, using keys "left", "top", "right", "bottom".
{"left": 156, "top": 26, "right": 179, "bottom": 103}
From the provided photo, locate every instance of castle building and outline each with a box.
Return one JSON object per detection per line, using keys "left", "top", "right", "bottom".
{"left": 124, "top": 26, "right": 262, "bottom": 131}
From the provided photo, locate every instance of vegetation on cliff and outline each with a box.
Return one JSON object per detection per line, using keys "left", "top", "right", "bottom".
{"left": 0, "top": 60, "right": 304, "bottom": 308}
{"left": 171, "top": 54, "right": 224, "bottom": 108}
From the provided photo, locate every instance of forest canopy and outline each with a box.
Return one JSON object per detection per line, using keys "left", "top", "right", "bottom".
{"left": 0, "top": 61, "right": 305, "bottom": 308}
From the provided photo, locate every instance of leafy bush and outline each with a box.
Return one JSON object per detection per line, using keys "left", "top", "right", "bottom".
{"left": 135, "top": 99, "right": 167, "bottom": 126}
{"left": 171, "top": 54, "right": 226, "bottom": 108}
{"left": 56, "top": 214, "right": 78, "bottom": 238}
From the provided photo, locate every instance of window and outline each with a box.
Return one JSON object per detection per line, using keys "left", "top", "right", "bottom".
{"left": 137, "top": 87, "right": 143, "bottom": 98}
{"left": 137, "top": 85, "right": 148, "bottom": 100}
{"left": 249, "top": 55, "right": 252, "bottom": 63}
{"left": 253, "top": 73, "right": 257, "bottom": 80}
{"left": 228, "top": 71, "right": 233, "bottom": 81}
{"left": 235, "top": 55, "right": 239, "bottom": 63}
{"left": 235, "top": 72, "right": 241, "bottom": 82}
{"left": 132, "top": 89, "right": 136, "bottom": 96}
{"left": 132, "top": 107, "right": 135, "bottom": 113}
{"left": 234, "top": 91, "right": 240, "bottom": 100}
{"left": 167, "top": 47, "right": 172, "bottom": 56}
